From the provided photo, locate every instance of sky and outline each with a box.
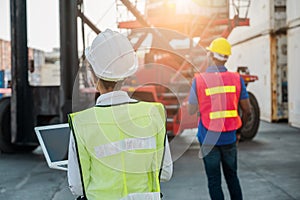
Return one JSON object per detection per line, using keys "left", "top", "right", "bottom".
{"left": 0, "top": 0, "right": 118, "bottom": 52}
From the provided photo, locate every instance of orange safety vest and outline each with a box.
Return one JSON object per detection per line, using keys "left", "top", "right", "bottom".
{"left": 195, "top": 71, "right": 242, "bottom": 132}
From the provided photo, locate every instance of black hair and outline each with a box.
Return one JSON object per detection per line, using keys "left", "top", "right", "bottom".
{"left": 99, "top": 79, "right": 124, "bottom": 90}
{"left": 88, "top": 64, "right": 124, "bottom": 90}
{"left": 207, "top": 52, "right": 226, "bottom": 66}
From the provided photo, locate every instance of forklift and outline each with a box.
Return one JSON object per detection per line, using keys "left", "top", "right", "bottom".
{"left": 0, "top": 0, "right": 260, "bottom": 153}
{"left": 0, "top": 0, "right": 78, "bottom": 153}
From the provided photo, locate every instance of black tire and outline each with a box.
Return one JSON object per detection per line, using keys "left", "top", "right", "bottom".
{"left": 239, "top": 92, "right": 260, "bottom": 140}
{"left": 0, "top": 97, "right": 37, "bottom": 153}
{"left": 48, "top": 116, "right": 61, "bottom": 125}
{"left": 0, "top": 97, "right": 15, "bottom": 153}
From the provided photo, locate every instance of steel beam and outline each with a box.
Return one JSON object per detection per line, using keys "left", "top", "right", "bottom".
{"left": 59, "top": 0, "right": 79, "bottom": 122}
{"left": 10, "top": 0, "right": 35, "bottom": 144}
{"left": 77, "top": 11, "right": 101, "bottom": 34}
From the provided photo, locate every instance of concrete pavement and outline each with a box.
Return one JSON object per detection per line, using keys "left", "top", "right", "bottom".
{"left": 0, "top": 121, "right": 299, "bottom": 200}
{"left": 161, "top": 121, "right": 300, "bottom": 200}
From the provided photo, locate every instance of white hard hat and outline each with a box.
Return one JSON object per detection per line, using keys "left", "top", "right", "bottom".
{"left": 85, "top": 29, "right": 138, "bottom": 81}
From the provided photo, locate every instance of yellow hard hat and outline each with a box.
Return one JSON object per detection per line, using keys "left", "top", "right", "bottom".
{"left": 206, "top": 38, "right": 232, "bottom": 56}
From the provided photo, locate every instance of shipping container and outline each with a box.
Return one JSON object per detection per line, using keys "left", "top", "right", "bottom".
{"left": 287, "top": 0, "right": 300, "bottom": 128}
{"left": 0, "top": 39, "right": 60, "bottom": 87}
{"left": 0, "top": 39, "right": 11, "bottom": 72}
{"left": 286, "top": 0, "right": 300, "bottom": 27}
{"left": 228, "top": 0, "right": 272, "bottom": 43}
{"left": 227, "top": 0, "right": 288, "bottom": 122}
{"left": 28, "top": 49, "right": 45, "bottom": 86}
{"left": 226, "top": 35, "right": 272, "bottom": 121}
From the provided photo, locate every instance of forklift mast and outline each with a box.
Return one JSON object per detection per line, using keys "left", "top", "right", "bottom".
{"left": 0, "top": 0, "right": 79, "bottom": 153}
{"left": 10, "top": 0, "right": 35, "bottom": 145}
{"left": 59, "top": 0, "right": 79, "bottom": 122}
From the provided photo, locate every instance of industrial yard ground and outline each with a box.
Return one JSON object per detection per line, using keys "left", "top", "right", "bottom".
{"left": 0, "top": 121, "right": 299, "bottom": 200}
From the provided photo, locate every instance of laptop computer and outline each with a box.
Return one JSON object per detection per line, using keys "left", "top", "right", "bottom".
{"left": 34, "top": 123, "right": 70, "bottom": 171}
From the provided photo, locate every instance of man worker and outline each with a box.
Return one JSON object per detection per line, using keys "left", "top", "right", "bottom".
{"left": 187, "top": 37, "right": 251, "bottom": 200}
{"left": 68, "top": 29, "right": 173, "bottom": 200}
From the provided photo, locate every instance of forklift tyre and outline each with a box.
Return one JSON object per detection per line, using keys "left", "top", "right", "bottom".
{"left": 0, "top": 97, "right": 15, "bottom": 153}
{"left": 0, "top": 97, "right": 37, "bottom": 153}
{"left": 239, "top": 92, "right": 260, "bottom": 141}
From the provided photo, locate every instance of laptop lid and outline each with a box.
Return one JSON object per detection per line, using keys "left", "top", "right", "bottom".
{"left": 34, "top": 123, "right": 70, "bottom": 171}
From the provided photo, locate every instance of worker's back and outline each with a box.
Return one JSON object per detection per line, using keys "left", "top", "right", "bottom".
{"left": 69, "top": 101, "right": 166, "bottom": 200}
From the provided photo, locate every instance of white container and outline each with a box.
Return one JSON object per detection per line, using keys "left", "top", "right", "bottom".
{"left": 226, "top": 34, "right": 273, "bottom": 122}
{"left": 287, "top": 26, "right": 300, "bottom": 128}
{"left": 286, "top": 0, "right": 300, "bottom": 128}
{"left": 286, "top": 0, "right": 300, "bottom": 27}
{"left": 229, "top": 0, "right": 273, "bottom": 45}
{"left": 227, "top": 0, "right": 288, "bottom": 122}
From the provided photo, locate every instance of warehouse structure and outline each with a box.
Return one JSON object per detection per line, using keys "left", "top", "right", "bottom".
{"left": 227, "top": 0, "right": 300, "bottom": 128}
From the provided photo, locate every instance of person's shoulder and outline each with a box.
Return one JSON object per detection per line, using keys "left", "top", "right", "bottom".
{"left": 226, "top": 71, "right": 241, "bottom": 79}
{"left": 137, "top": 101, "right": 164, "bottom": 108}
{"left": 138, "top": 101, "right": 165, "bottom": 114}
{"left": 69, "top": 107, "right": 95, "bottom": 118}
{"left": 226, "top": 71, "right": 240, "bottom": 75}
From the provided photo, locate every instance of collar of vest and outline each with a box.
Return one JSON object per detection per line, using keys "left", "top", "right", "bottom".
{"left": 206, "top": 66, "right": 227, "bottom": 73}
{"left": 95, "top": 101, "right": 140, "bottom": 107}
{"left": 96, "top": 90, "right": 138, "bottom": 106}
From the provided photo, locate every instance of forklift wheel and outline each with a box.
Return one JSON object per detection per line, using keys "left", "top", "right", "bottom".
{"left": 0, "top": 97, "right": 15, "bottom": 153}
{"left": 0, "top": 97, "right": 37, "bottom": 153}
{"left": 239, "top": 92, "right": 260, "bottom": 141}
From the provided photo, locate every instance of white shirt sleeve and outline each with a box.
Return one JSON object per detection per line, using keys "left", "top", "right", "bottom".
{"left": 160, "top": 136, "right": 173, "bottom": 182}
{"left": 67, "top": 132, "right": 83, "bottom": 197}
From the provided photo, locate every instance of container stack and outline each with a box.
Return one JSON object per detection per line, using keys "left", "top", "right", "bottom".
{"left": 227, "top": 0, "right": 289, "bottom": 123}
{"left": 287, "top": 0, "right": 300, "bottom": 128}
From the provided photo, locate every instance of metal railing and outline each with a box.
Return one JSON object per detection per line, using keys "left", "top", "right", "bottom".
{"left": 231, "top": 0, "right": 251, "bottom": 19}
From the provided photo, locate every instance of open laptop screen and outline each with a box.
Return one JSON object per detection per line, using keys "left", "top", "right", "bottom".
{"left": 35, "top": 124, "right": 70, "bottom": 163}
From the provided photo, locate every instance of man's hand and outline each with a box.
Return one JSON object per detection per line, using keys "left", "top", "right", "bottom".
{"left": 239, "top": 98, "right": 251, "bottom": 125}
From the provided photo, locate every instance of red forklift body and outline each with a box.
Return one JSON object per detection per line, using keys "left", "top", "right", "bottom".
{"left": 117, "top": 0, "right": 259, "bottom": 139}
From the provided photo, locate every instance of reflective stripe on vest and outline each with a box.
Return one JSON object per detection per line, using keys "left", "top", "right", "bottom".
{"left": 195, "top": 72, "right": 242, "bottom": 132}
{"left": 120, "top": 192, "right": 161, "bottom": 200}
{"left": 69, "top": 101, "right": 166, "bottom": 200}
{"left": 209, "top": 110, "right": 238, "bottom": 119}
{"left": 205, "top": 85, "right": 236, "bottom": 96}
{"left": 94, "top": 136, "right": 156, "bottom": 158}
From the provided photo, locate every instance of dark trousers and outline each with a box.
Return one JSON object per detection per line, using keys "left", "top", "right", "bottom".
{"left": 202, "top": 143, "right": 242, "bottom": 200}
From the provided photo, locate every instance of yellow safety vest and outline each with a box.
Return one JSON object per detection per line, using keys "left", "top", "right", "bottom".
{"left": 68, "top": 101, "right": 166, "bottom": 200}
